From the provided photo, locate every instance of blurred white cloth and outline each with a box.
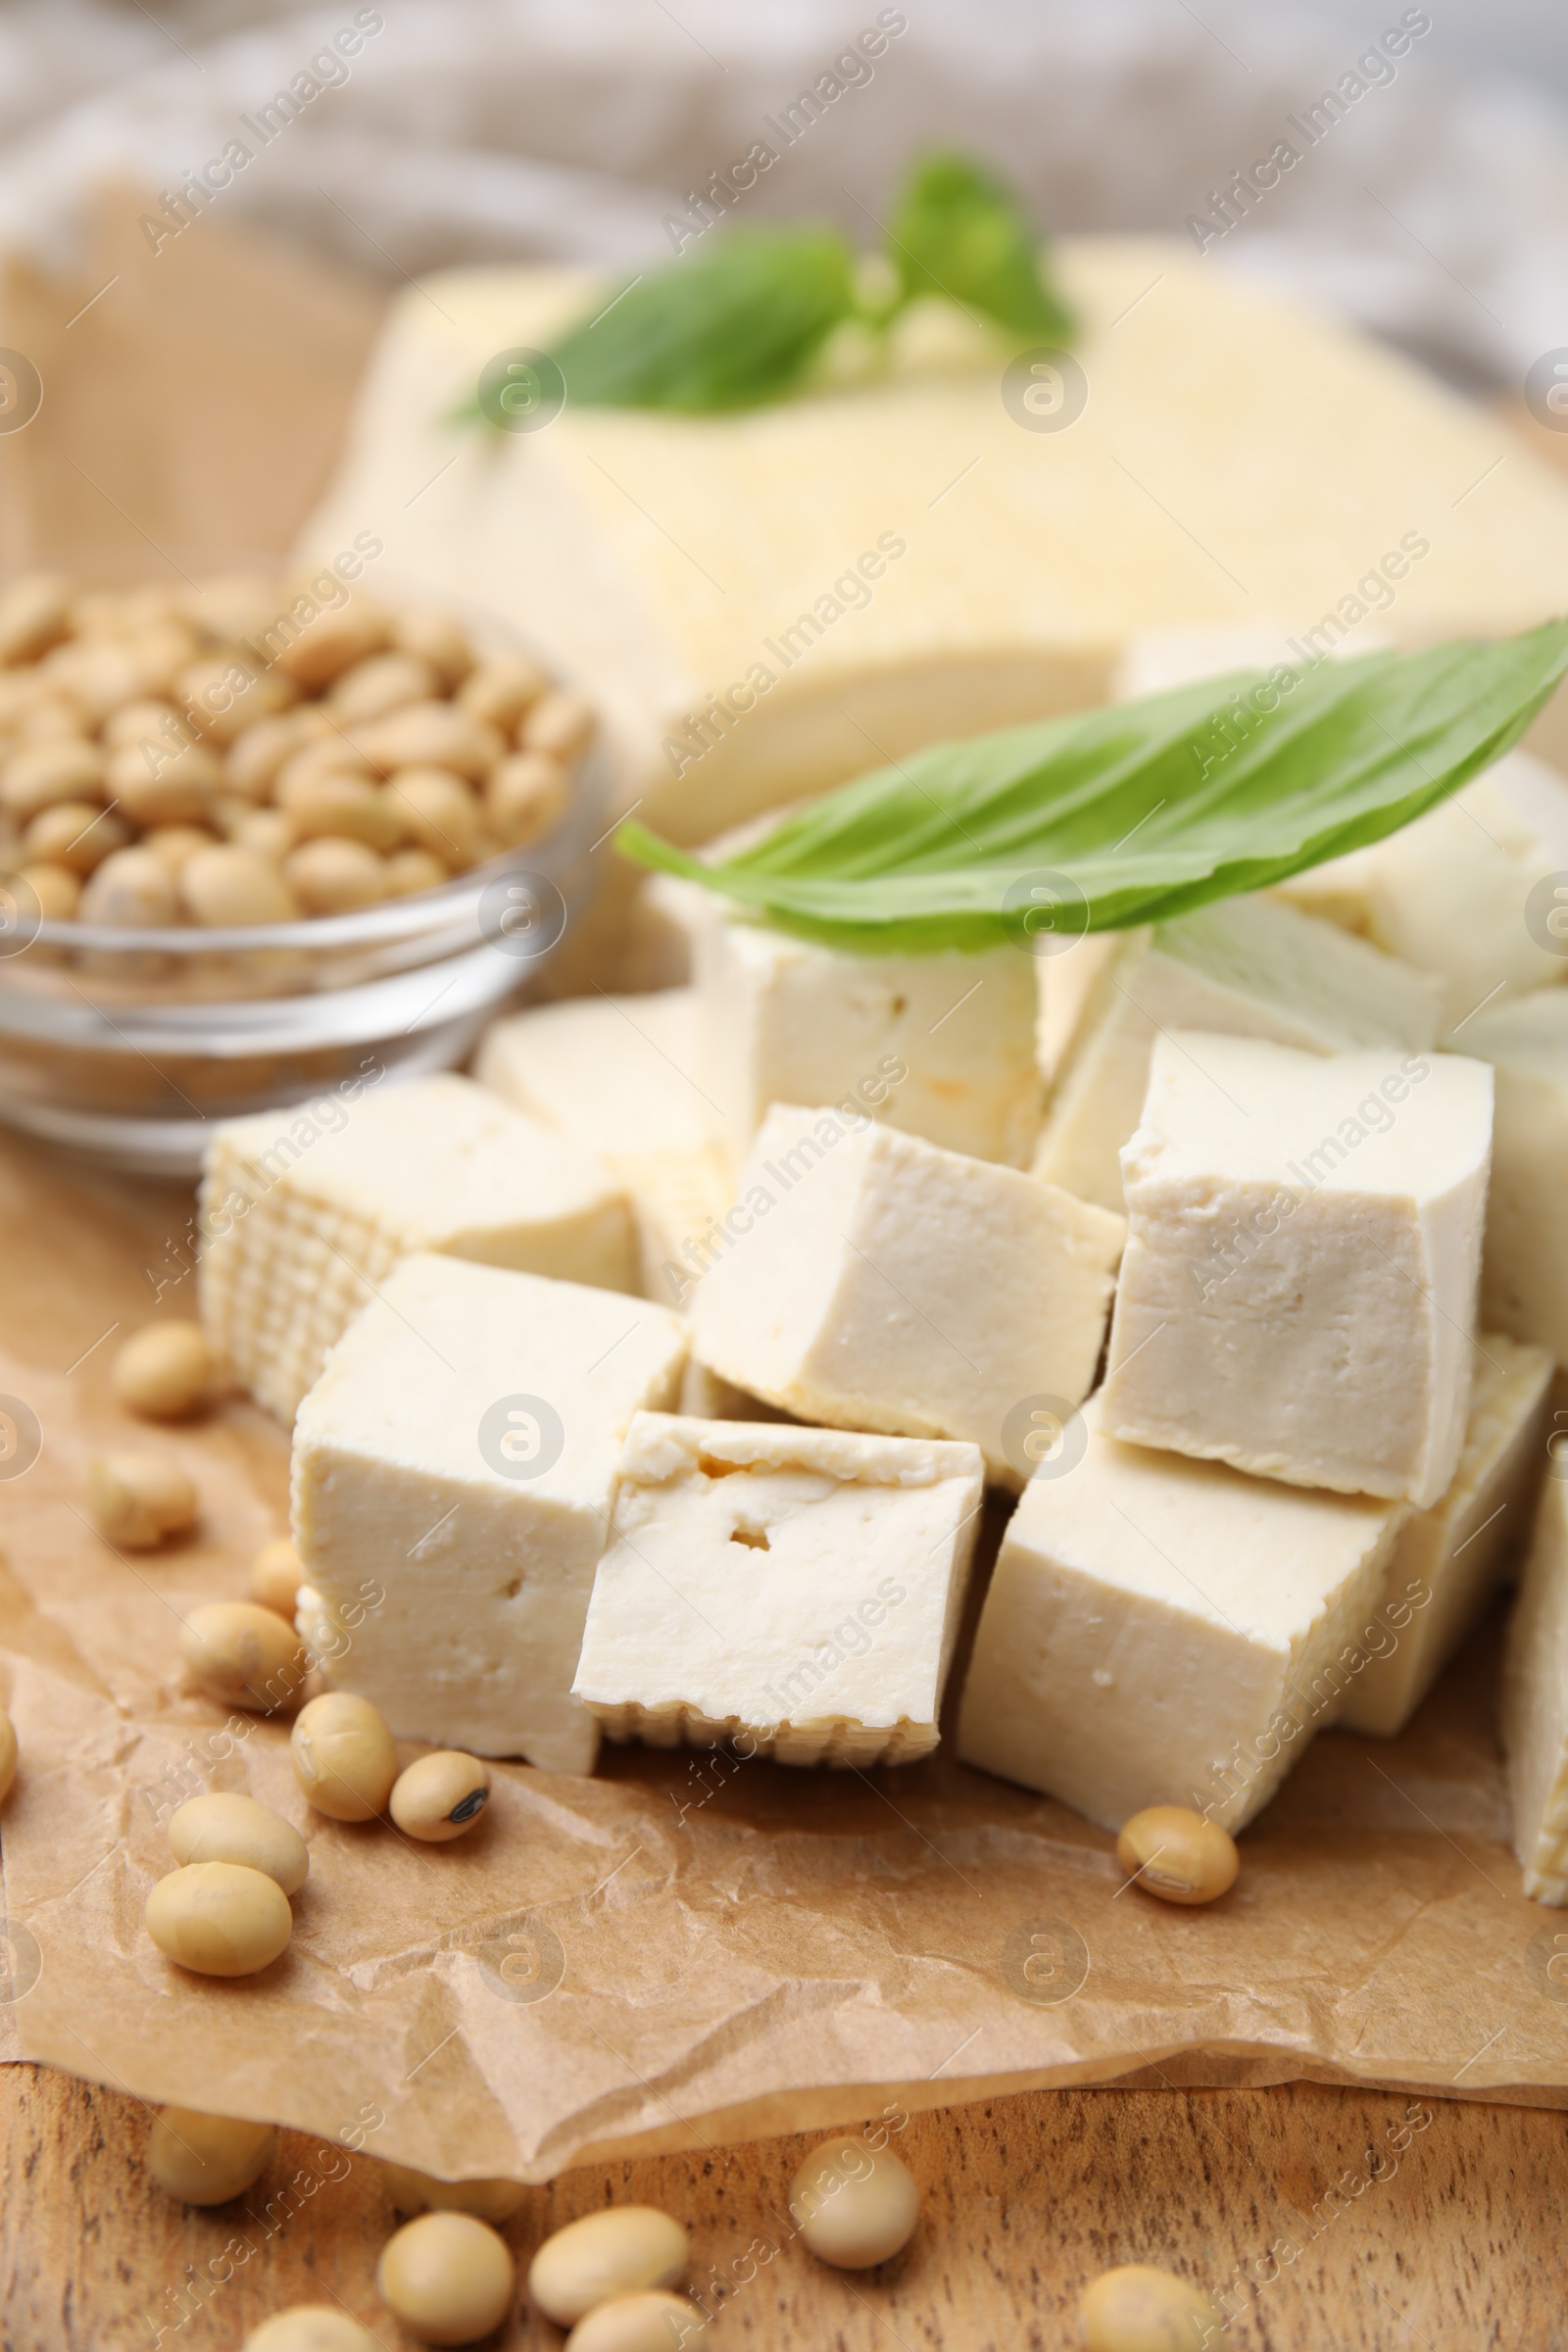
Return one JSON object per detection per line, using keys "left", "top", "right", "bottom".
{"left": 0, "top": 0, "right": 1564, "bottom": 388}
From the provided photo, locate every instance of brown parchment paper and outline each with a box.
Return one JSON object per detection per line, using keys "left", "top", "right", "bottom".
{"left": 4, "top": 189, "right": 1568, "bottom": 2182}
{"left": 2, "top": 1124, "right": 1568, "bottom": 2186}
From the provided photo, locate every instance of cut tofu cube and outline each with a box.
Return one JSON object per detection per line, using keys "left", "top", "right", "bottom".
{"left": 956, "top": 1396, "right": 1405, "bottom": 1831}
{"left": 200, "top": 1074, "right": 635, "bottom": 1423}
{"left": 1034, "top": 896, "right": 1442, "bottom": 1211}
{"left": 474, "top": 988, "right": 736, "bottom": 1308}
{"left": 691, "top": 1103, "right": 1125, "bottom": 1486}
{"left": 1459, "top": 989, "right": 1568, "bottom": 1368}
{"left": 1100, "top": 1034, "right": 1493, "bottom": 1507}
{"left": 1503, "top": 1470, "right": 1568, "bottom": 1903}
{"left": 1340, "top": 1332, "right": 1552, "bottom": 1736}
{"left": 291, "top": 1253, "right": 688, "bottom": 1773}
{"left": 698, "top": 916, "right": 1043, "bottom": 1172}
{"left": 474, "top": 988, "right": 718, "bottom": 1161}
{"left": 1358, "top": 753, "right": 1568, "bottom": 1027}
{"left": 573, "top": 1413, "right": 985, "bottom": 1765}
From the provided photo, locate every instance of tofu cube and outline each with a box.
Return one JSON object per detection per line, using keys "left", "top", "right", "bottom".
{"left": 474, "top": 988, "right": 718, "bottom": 1161}
{"left": 475, "top": 988, "right": 736, "bottom": 1308}
{"left": 1340, "top": 1332, "right": 1551, "bottom": 1736}
{"left": 1033, "top": 895, "right": 1441, "bottom": 1211}
{"left": 291, "top": 1254, "right": 688, "bottom": 1773}
{"left": 1463, "top": 989, "right": 1568, "bottom": 1368}
{"left": 200, "top": 1073, "right": 635, "bottom": 1422}
{"left": 573, "top": 1413, "right": 985, "bottom": 1765}
{"left": 696, "top": 914, "right": 1044, "bottom": 1172}
{"left": 1100, "top": 1035, "right": 1493, "bottom": 1506}
{"left": 1358, "top": 752, "right": 1568, "bottom": 1027}
{"left": 956, "top": 1397, "right": 1406, "bottom": 1831}
{"left": 691, "top": 1103, "right": 1126, "bottom": 1486}
{"left": 1503, "top": 1469, "right": 1568, "bottom": 1902}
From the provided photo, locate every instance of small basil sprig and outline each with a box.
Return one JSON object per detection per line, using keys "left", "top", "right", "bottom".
{"left": 616, "top": 620, "right": 1568, "bottom": 954}
{"left": 458, "top": 148, "right": 1070, "bottom": 420}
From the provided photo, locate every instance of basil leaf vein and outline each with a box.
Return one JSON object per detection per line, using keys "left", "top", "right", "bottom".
{"left": 616, "top": 620, "right": 1568, "bottom": 953}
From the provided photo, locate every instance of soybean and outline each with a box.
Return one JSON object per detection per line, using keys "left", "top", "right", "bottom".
{"left": 170, "top": 1792, "right": 309, "bottom": 1895}
{"left": 15, "top": 861, "right": 80, "bottom": 919}
{"left": 566, "top": 2292, "right": 701, "bottom": 2352}
{"left": 487, "top": 753, "right": 568, "bottom": 849}
{"left": 292, "top": 1690, "right": 398, "bottom": 1821}
{"left": 179, "top": 845, "right": 300, "bottom": 926}
{"left": 244, "top": 2310, "right": 380, "bottom": 2351}
{"left": 377, "top": 2211, "right": 515, "bottom": 2345}
{"left": 1080, "top": 2264, "right": 1215, "bottom": 2352}
{"left": 788, "top": 2138, "right": 919, "bottom": 2269}
{"left": 389, "top": 1752, "right": 491, "bottom": 1842}
{"left": 387, "top": 766, "right": 480, "bottom": 863}
{"left": 381, "top": 2162, "right": 526, "bottom": 2224}
{"left": 0, "top": 1707, "right": 17, "bottom": 1804}
{"left": 252, "top": 1536, "right": 302, "bottom": 1617}
{"left": 87, "top": 1450, "right": 196, "bottom": 1547}
{"left": 384, "top": 847, "right": 450, "bottom": 899}
{"left": 147, "top": 2104, "right": 275, "bottom": 2204}
{"left": 284, "top": 836, "right": 387, "bottom": 913}
{"left": 145, "top": 1861, "right": 293, "bottom": 1976}
{"left": 528, "top": 2208, "right": 688, "bottom": 2326}
{"left": 1116, "top": 1806, "right": 1240, "bottom": 1907}
{"left": 77, "top": 847, "right": 178, "bottom": 928}
{"left": 519, "top": 689, "right": 594, "bottom": 762}
{"left": 111, "top": 1319, "right": 213, "bottom": 1420}
{"left": 181, "top": 1601, "right": 307, "bottom": 1713}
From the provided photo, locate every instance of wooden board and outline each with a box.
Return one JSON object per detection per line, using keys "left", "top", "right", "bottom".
{"left": 2, "top": 2057, "right": 1560, "bottom": 2348}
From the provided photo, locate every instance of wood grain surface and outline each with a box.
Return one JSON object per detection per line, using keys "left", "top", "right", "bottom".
{"left": 3, "top": 2056, "right": 1562, "bottom": 2350}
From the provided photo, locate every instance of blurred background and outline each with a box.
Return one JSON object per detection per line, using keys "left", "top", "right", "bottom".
{"left": 1, "top": 0, "right": 1565, "bottom": 573}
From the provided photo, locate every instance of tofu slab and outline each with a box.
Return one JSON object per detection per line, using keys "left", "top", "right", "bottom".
{"left": 691, "top": 1102, "right": 1125, "bottom": 1486}
{"left": 1503, "top": 1471, "right": 1568, "bottom": 1904}
{"left": 574, "top": 1413, "right": 984, "bottom": 1765}
{"left": 1100, "top": 1035, "right": 1492, "bottom": 1506}
{"left": 291, "top": 1254, "right": 688, "bottom": 1773}
{"left": 296, "top": 240, "right": 1568, "bottom": 858}
{"left": 1340, "top": 1332, "right": 1552, "bottom": 1736}
{"left": 1463, "top": 989, "right": 1568, "bottom": 1367}
{"left": 475, "top": 989, "right": 735, "bottom": 1308}
{"left": 1034, "top": 896, "right": 1441, "bottom": 1212}
{"left": 956, "top": 1397, "right": 1405, "bottom": 1831}
{"left": 200, "top": 1073, "right": 635, "bottom": 1422}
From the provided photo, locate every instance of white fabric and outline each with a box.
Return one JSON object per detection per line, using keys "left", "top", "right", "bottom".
{"left": 0, "top": 0, "right": 1564, "bottom": 385}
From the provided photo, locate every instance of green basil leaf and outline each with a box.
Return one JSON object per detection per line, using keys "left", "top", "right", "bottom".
{"left": 886, "top": 149, "right": 1073, "bottom": 342}
{"left": 617, "top": 620, "right": 1568, "bottom": 953}
{"left": 544, "top": 228, "right": 858, "bottom": 414}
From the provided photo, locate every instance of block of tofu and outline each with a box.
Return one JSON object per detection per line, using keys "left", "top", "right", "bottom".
{"left": 1503, "top": 1471, "right": 1568, "bottom": 1903}
{"left": 1340, "top": 1333, "right": 1552, "bottom": 1736}
{"left": 691, "top": 1103, "right": 1124, "bottom": 1487}
{"left": 474, "top": 988, "right": 735, "bottom": 1307}
{"left": 573, "top": 1413, "right": 985, "bottom": 1765}
{"left": 474, "top": 988, "right": 718, "bottom": 1161}
{"left": 1100, "top": 1034, "right": 1493, "bottom": 1507}
{"left": 1465, "top": 990, "right": 1568, "bottom": 1367}
{"left": 291, "top": 1254, "right": 688, "bottom": 1772}
{"left": 1033, "top": 896, "right": 1442, "bottom": 1211}
{"left": 296, "top": 241, "right": 1568, "bottom": 863}
{"left": 697, "top": 917, "right": 1044, "bottom": 1172}
{"left": 956, "top": 1396, "right": 1405, "bottom": 1831}
{"left": 1356, "top": 753, "right": 1568, "bottom": 1027}
{"left": 199, "top": 1073, "right": 635, "bottom": 1423}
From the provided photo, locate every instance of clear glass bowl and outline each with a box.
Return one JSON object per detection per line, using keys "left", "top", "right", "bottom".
{"left": 0, "top": 748, "right": 610, "bottom": 1178}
